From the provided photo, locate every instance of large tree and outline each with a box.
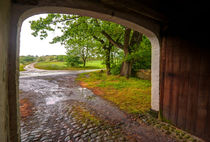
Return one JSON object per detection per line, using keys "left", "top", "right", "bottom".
{"left": 30, "top": 14, "right": 143, "bottom": 77}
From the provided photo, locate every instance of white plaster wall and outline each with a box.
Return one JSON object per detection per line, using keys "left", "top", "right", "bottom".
{"left": 0, "top": 0, "right": 10, "bottom": 141}
{"left": 151, "top": 37, "right": 160, "bottom": 111}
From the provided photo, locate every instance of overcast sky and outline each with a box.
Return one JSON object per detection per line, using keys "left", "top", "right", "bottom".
{"left": 20, "top": 14, "right": 66, "bottom": 56}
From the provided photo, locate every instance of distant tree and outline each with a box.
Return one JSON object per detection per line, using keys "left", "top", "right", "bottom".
{"left": 65, "top": 52, "right": 82, "bottom": 67}
{"left": 19, "top": 55, "right": 37, "bottom": 64}
{"left": 56, "top": 55, "right": 66, "bottom": 62}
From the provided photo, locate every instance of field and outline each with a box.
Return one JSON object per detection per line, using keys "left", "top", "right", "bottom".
{"left": 34, "top": 60, "right": 105, "bottom": 70}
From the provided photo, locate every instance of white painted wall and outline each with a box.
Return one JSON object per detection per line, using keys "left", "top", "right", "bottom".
{"left": 0, "top": 0, "right": 10, "bottom": 141}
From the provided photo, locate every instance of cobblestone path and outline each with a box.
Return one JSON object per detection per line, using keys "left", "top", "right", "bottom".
{"left": 19, "top": 73, "right": 176, "bottom": 142}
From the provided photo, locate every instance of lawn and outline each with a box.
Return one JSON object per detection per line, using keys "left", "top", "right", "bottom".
{"left": 77, "top": 71, "right": 151, "bottom": 115}
{"left": 34, "top": 60, "right": 105, "bottom": 70}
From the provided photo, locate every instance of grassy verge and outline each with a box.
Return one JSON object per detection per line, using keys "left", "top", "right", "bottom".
{"left": 77, "top": 71, "right": 151, "bottom": 115}
{"left": 19, "top": 62, "right": 33, "bottom": 71}
{"left": 19, "top": 64, "right": 26, "bottom": 71}
{"left": 77, "top": 71, "right": 203, "bottom": 142}
{"left": 34, "top": 60, "right": 105, "bottom": 70}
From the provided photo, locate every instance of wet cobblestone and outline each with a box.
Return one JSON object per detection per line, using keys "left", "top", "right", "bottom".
{"left": 20, "top": 73, "right": 177, "bottom": 142}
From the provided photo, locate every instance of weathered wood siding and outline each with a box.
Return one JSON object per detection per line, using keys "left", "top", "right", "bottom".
{"left": 160, "top": 35, "right": 210, "bottom": 141}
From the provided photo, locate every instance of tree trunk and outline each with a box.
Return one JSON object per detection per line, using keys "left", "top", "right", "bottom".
{"left": 83, "top": 60, "right": 86, "bottom": 67}
{"left": 120, "top": 28, "right": 132, "bottom": 78}
{"left": 82, "top": 56, "right": 87, "bottom": 67}
{"left": 120, "top": 50, "right": 132, "bottom": 78}
{"left": 120, "top": 60, "right": 132, "bottom": 78}
{"left": 120, "top": 29, "right": 143, "bottom": 78}
{"left": 105, "top": 46, "right": 111, "bottom": 75}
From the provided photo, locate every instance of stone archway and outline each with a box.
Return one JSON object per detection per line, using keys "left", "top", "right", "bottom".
{"left": 8, "top": 4, "right": 161, "bottom": 142}
{"left": 18, "top": 6, "right": 160, "bottom": 111}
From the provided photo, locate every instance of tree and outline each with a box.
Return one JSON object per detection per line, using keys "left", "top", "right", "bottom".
{"left": 65, "top": 52, "right": 82, "bottom": 67}
{"left": 100, "top": 27, "right": 143, "bottom": 77}
{"left": 30, "top": 14, "right": 118, "bottom": 75}
{"left": 30, "top": 14, "right": 144, "bottom": 77}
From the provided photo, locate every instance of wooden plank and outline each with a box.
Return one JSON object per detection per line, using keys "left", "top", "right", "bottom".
{"left": 176, "top": 44, "right": 190, "bottom": 129}
{"left": 162, "top": 37, "right": 174, "bottom": 120}
{"left": 205, "top": 85, "right": 210, "bottom": 141}
{"left": 185, "top": 47, "right": 201, "bottom": 133}
{"left": 202, "top": 50, "right": 210, "bottom": 141}
{"left": 195, "top": 52, "right": 210, "bottom": 137}
{"left": 169, "top": 39, "right": 181, "bottom": 125}
{"left": 159, "top": 36, "right": 167, "bottom": 118}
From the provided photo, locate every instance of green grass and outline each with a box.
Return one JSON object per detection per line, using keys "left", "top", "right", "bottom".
{"left": 34, "top": 60, "right": 105, "bottom": 70}
{"left": 77, "top": 71, "right": 151, "bottom": 115}
{"left": 19, "top": 64, "right": 26, "bottom": 71}
{"left": 77, "top": 72, "right": 203, "bottom": 142}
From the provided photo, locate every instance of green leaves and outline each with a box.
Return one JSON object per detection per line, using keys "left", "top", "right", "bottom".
{"left": 30, "top": 14, "right": 152, "bottom": 76}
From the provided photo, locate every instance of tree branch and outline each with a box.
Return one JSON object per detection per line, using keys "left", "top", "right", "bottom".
{"left": 92, "top": 35, "right": 104, "bottom": 44}
{"left": 101, "top": 30, "right": 123, "bottom": 49}
{"left": 130, "top": 30, "right": 142, "bottom": 47}
{"left": 124, "top": 28, "right": 131, "bottom": 51}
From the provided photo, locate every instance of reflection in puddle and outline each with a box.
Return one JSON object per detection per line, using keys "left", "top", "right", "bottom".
{"left": 78, "top": 87, "right": 96, "bottom": 100}
{"left": 46, "top": 96, "right": 64, "bottom": 105}
{"left": 79, "top": 87, "right": 87, "bottom": 97}
{"left": 78, "top": 87, "right": 87, "bottom": 91}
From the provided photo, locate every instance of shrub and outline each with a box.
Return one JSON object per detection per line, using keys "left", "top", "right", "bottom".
{"left": 110, "top": 63, "right": 121, "bottom": 75}
{"left": 65, "top": 55, "right": 82, "bottom": 67}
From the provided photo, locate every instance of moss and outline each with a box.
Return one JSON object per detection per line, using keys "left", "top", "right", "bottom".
{"left": 71, "top": 105, "right": 100, "bottom": 125}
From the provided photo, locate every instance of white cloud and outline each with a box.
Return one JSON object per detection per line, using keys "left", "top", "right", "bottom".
{"left": 20, "top": 14, "right": 66, "bottom": 56}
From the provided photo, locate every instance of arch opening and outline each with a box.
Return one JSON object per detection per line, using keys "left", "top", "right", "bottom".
{"left": 18, "top": 6, "right": 160, "bottom": 111}
{"left": 15, "top": 6, "right": 161, "bottom": 142}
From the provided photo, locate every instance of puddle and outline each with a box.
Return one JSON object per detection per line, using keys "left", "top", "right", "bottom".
{"left": 46, "top": 96, "right": 65, "bottom": 105}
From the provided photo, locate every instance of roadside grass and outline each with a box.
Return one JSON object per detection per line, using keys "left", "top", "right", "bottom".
{"left": 77, "top": 71, "right": 151, "bottom": 115}
{"left": 77, "top": 72, "right": 203, "bottom": 142}
{"left": 34, "top": 60, "right": 105, "bottom": 70}
{"left": 19, "top": 62, "right": 33, "bottom": 71}
{"left": 19, "top": 64, "right": 26, "bottom": 71}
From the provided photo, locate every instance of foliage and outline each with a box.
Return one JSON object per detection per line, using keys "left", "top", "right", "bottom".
{"left": 36, "top": 55, "right": 66, "bottom": 62}
{"left": 77, "top": 71, "right": 151, "bottom": 114}
{"left": 109, "top": 35, "right": 152, "bottom": 76}
{"left": 30, "top": 14, "right": 152, "bottom": 76}
{"left": 110, "top": 63, "right": 122, "bottom": 75}
{"left": 65, "top": 53, "right": 82, "bottom": 67}
{"left": 129, "top": 35, "right": 152, "bottom": 75}
{"left": 55, "top": 55, "right": 66, "bottom": 62}
{"left": 19, "top": 55, "right": 37, "bottom": 64}
{"left": 30, "top": 14, "right": 124, "bottom": 70}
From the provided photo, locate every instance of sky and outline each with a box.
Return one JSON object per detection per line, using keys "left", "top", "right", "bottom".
{"left": 20, "top": 14, "right": 66, "bottom": 56}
